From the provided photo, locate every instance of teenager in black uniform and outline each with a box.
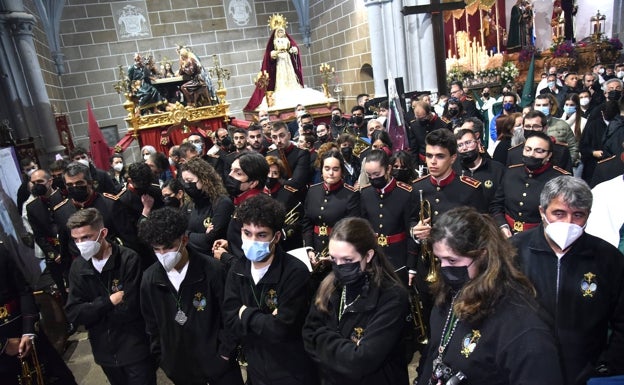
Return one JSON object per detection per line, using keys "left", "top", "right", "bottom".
{"left": 223, "top": 194, "right": 315, "bottom": 385}
{"left": 301, "top": 150, "right": 360, "bottom": 270}
{"left": 303, "top": 217, "right": 410, "bottom": 385}
{"left": 138, "top": 207, "right": 243, "bottom": 385}
{"left": 418, "top": 207, "right": 563, "bottom": 385}
{"left": 361, "top": 149, "right": 418, "bottom": 284}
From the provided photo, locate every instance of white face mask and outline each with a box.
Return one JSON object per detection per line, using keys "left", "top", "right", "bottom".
{"left": 168, "top": 157, "right": 175, "bottom": 166}
{"left": 579, "top": 97, "right": 590, "bottom": 107}
{"left": 113, "top": 163, "right": 124, "bottom": 172}
{"left": 77, "top": 159, "right": 90, "bottom": 167}
{"left": 26, "top": 168, "right": 37, "bottom": 177}
{"left": 156, "top": 242, "right": 183, "bottom": 271}
{"left": 143, "top": 154, "right": 150, "bottom": 161}
{"left": 543, "top": 216, "right": 584, "bottom": 250}
{"left": 76, "top": 229, "right": 103, "bottom": 261}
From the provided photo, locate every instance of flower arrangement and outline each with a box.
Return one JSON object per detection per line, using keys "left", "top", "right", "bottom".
{"left": 500, "top": 62, "right": 519, "bottom": 85}
{"left": 518, "top": 46, "right": 541, "bottom": 63}
{"left": 550, "top": 39, "right": 577, "bottom": 58}
{"left": 608, "top": 38, "right": 623, "bottom": 51}
{"left": 447, "top": 66, "right": 474, "bottom": 84}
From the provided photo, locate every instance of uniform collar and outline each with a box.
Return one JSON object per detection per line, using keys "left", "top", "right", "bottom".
{"left": 73, "top": 191, "right": 98, "bottom": 209}
{"left": 525, "top": 162, "right": 551, "bottom": 176}
{"left": 323, "top": 179, "right": 344, "bottom": 192}
{"left": 233, "top": 188, "right": 263, "bottom": 205}
{"left": 377, "top": 177, "right": 396, "bottom": 194}
{"left": 430, "top": 170, "right": 456, "bottom": 187}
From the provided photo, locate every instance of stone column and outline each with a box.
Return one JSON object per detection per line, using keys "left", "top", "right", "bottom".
{"left": 364, "top": 0, "right": 390, "bottom": 96}
{"left": 5, "top": 12, "right": 61, "bottom": 161}
{"left": 404, "top": 0, "right": 438, "bottom": 94}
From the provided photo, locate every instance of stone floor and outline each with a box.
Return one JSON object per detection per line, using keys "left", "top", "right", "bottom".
{"left": 64, "top": 330, "right": 420, "bottom": 385}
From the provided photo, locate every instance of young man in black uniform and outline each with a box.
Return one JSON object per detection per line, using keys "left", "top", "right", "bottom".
{"left": 70, "top": 147, "right": 117, "bottom": 195}
{"left": 223, "top": 194, "right": 315, "bottom": 385}
{"left": 65, "top": 208, "right": 155, "bottom": 385}
{"left": 138, "top": 207, "right": 243, "bottom": 385}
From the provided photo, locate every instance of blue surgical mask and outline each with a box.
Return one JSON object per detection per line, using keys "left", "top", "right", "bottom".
{"left": 563, "top": 106, "right": 576, "bottom": 116}
{"left": 242, "top": 235, "right": 276, "bottom": 262}
{"left": 547, "top": 81, "right": 555, "bottom": 88}
{"left": 503, "top": 102, "right": 514, "bottom": 112}
{"left": 193, "top": 143, "right": 203, "bottom": 154}
{"left": 536, "top": 106, "right": 550, "bottom": 117}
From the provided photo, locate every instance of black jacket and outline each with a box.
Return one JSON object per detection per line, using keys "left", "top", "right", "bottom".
{"left": 506, "top": 142, "right": 573, "bottom": 173}
{"left": 267, "top": 144, "right": 311, "bottom": 190}
{"left": 140, "top": 250, "right": 237, "bottom": 384}
{"left": 303, "top": 278, "right": 410, "bottom": 385}
{"left": 65, "top": 243, "right": 150, "bottom": 367}
{"left": 186, "top": 195, "right": 234, "bottom": 255}
{"left": 512, "top": 228, "right": 624, "bottom": 384}
{"left": 223, "top": 248, "right": 315, "bottom": 384}
{"left": 418, "top": 291, "right": 564, "bottom": 385}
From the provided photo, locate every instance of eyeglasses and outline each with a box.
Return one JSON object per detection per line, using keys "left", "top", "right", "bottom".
{"left": 523, "top": 124, "right": 543, "bottom": 130}
{"left": 523, "top": 146, "right": 550, "bottom": 154}
{"left": 457, "top": 140, "right": 477, "bottom": 150}
{"left": 188, "top": 139, "right": 202, "bottom": 144}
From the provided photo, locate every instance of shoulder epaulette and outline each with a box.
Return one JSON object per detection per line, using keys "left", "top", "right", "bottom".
{"left": 396, "top": 181, "right": 413, "bottom": 192}
{"left": 553, "top": 165, "right": 571, "bottom": 175}
{"left": 413, "top": 174, "right": 430, "bottom": 183}
{"left": 343, "top": 183, "right": 356, "bottom": 192}
{"left": 360, "top": 183, "right": 372, "bottom": 190}
{"left": 460, "top": 175, "right": 481, "bottom": 188}
{"left": 102, "top": 192, "right": 120, "bottom": 201}
{"left": 283, "top": 185, "right": 298, "bottom": 193}
{"left": 53, "top": 199, "right": 69, "bottom": 211}
{"left": 25, "top": 198, "right": 37, "bottom": 208}
{"left": 597, "top": 155, "right": 616, "bottom": 164}
{"left": 150, "top": 183, "right": 160, "bottom": 188}
{"left": 508, "top": 163, "right": 524, "bottom": 169}
{"left": 508, "top": 143, "right": 523, "bottom": 151}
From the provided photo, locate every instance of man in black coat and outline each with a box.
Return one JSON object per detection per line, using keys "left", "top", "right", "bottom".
{"left": 70, "top": 147, "right": 117, "bottom": 195}
{"left": 267, "top": 121, "right": 310, "bottom": 190}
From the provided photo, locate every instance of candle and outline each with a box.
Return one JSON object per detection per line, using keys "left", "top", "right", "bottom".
{"left": 495, "top": 2, "right": 501, "bottom": 54}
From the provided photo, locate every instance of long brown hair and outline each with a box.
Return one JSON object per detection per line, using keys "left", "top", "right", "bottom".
{"left": 314, "top": 217, "right": 403, "bottom": 313}
{"left": 430, "top": 207, "right": 535, "bottom": 323}
{"left": 179, "top": 157, "right": 228, "bottom": 202}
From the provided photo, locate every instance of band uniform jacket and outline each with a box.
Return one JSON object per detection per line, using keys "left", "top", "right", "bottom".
{"left": 456, "top": 157, "right": 506, "bottom": 208}
{"left": 223, "top": 247, "right": 316, "bottom": 384}
{"left": 302, "top": 278, "right": 410, "bottom": 385}
{"left": 140, "top": 249, "right": 238, "bottom": 384}
{"left": 408, "top": 115, "right": 448, "bottom": 164}
{"left": 360, "top": 178, "right": 418, "bottom": 273}
{"left": 301, "top": 181, "right": 360, "bottom": 253}
{"left": 491, "top": 163, "right": 570, "bottom": 230}
{"left": 265, "top": 182, "right": 304, "bottom": 251}
{"left": 507, "top": 142, "right": 573, "bottom": 173}
{"left": 418, "top": 291, "right": 564, "bottom": 385}
{"left": 186, "top": 194, "right": 234, "bottom": 256}
{"left": 65, "top": 243, "right": 151, "bottom": 367}
{"left": 267, "top": 143, "right": 311, "bottom": 190}
{"left": 513, "top": 228, "right": 624, "bottom": 384}
{"left": 26, "top": 189, "right": 65, "bottom": 261}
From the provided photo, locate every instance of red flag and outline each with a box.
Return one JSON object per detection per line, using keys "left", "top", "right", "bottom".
{"left": 87, "top": 102, "right": 111, "bottom": 169}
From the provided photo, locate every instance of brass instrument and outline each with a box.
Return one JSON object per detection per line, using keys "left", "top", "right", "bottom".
{"left": 18, "top": 336, "right": 45, "bottom": 385}
{"left": 312, "top": 247, "right": 330, "bottom": 274}
{"left": 282, "top": 201, "right": 302, "bottom": 239}
{"left": 408, "top": 284, "right": 429, "bottom": 345}
{"left": 419, "top": 189, "right": 437, "bottom": 283}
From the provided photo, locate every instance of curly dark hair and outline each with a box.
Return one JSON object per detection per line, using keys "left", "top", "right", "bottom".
{"left": 138, "top": 206, "right": 189, "bottom": 247}
{"left": 127, "top": 162, "right": 154, "bottom": 189}
{"left": 236, "top": 193, "right": 285, "bottom": 232}
{"left": 179, "top": 157, "right": 228, "bottom": 202}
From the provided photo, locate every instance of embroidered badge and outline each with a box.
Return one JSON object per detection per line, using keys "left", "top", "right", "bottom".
{"left": 265, "top": 289, "right": 278, "bottom": 311}
{"left": 350, "top": 327, "right": 365, "bottom": 345}
{"left": 581, "top": 272, "right": 597, "bottom": 297}
{"left": 484, "top": 180, "right": 493, "bottom": 189}
{"left": 460, "top": 330, "right": 481, "bottom": 358}
{"left": 111, "top": 279, "right": 123, "bottom": 293}
{"left": 203, "top": 217, "right": 212, "bottom": 229}
{"left": 193, "top": 292, "right": 206, "bottom": 311}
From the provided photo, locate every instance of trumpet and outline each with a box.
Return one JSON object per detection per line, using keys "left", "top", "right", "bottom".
{"left": 312, "top": 247, "right": 330, "bottom": 274}
{"left": 282, "top": 201, "right": 302, "bottom": 239}
{"left": 18, "top": 336, "right": 45, "bottom": 385}
{"left": 419, "top": 189, "right": 437, "bottom": 283}
{"left": 408, "top": 284, "right": 429, "bottom": 345}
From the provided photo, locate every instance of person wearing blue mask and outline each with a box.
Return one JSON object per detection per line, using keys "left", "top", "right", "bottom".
{"left": 534, "top": 94, "right": 579, "bottom": 164}
{"left": 138, "top": 207, "right": 244, "bottom": 385}
{"left": 513, "top": 176, "right": 624, "bottom": 384}
{"left": 562, "top": 93, "right": 587, "bottom": 177}
{"left": 223, "top": 193, "right": 316, "bottom": 385}
{"left": 488, "top": 92, "right": 517, "bottom": 143}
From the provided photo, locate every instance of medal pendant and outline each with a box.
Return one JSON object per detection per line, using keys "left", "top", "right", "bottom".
{"left": 175, "top": 309, "right": 188, "bottom": 325}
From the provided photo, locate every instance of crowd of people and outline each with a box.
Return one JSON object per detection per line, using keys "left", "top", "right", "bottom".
{"left": 2, "top": 61, "right": 624, "bottom": 385}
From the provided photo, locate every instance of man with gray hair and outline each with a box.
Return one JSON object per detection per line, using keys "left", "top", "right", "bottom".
{"left": 511, "top": 175, "right": 624, "bottom": 384}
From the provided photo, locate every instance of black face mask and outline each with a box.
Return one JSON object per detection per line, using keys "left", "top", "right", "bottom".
{"left": 353, "top": 116, "right": 363, "bottom": 125}
{"left": 340, "top": 147, "right": 353, "bottom": 158}
{"left": 332, "top": 261, "right": 364, "bottom": 286}
{"left": 440, "top": 265, "right": 470, "bottom": 292}
{"left": 607, "top": 90, "right": 622, "bottom": 101}
{"left": 68, "top": 185, "right": 90, "bottom": 202}
{"left": 523, "top": 130, "right": 538, "bottom": 140}
{"left": 219, "top": 136, "right": 232, "bottom": 148}
{"left": 332, "top": 115, "right": 341, "bottom": 123}
{"left": 392, "top": 168, "right": 409, "bottom": 182}
{"left": 133, "top": 186, "right": 149, "bottom": 196}
{"left": 448, "top": 109, "right": 459, "bottom": 117}
{"left": 419, "top": 117, "right": 429, "bottom": 125}
{"left": 163, "top": 196, "right": 180, "bottom": 208}
{"left": 482, "top": 92, "right": 490, "bottom": 98}
{"left": 369, "top": 175, "right": 387, "bottom": 189}
{"left": 459, "top": 149, "right": 479, "bottom": 166}
{"left": 31, "top": 183, "right": 48, "bottom": 197}
{"left": 52, "top": 176, "right": 65, "bottom": 191}
{"left": 522, "top": 155, "right": 546, "bottom": 170}
{"left": 225, "top": 175, "right": 243, "bottom": 197}
{"left": 266, "top": 177, "right": 279, "bottom": 189}
{"left": 183, "top": 182, "right": 204, "bottom": 200}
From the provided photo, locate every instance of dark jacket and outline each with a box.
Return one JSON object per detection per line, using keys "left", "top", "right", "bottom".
{"left": 65, "top": 243, "right": 150, "bottom": 367}
{"left": 186, "top": 195, "right": 234, "bottom": 255}
{"left": 140, "top": 250, "right": 237, "bottom": 384}
{"left": 418, "top": 291, "right": 564, "bottom": 385}
{"left": 267, "top": 144, "right": 311, "bottom": 190}
{"left": 456, "top": 156, "right": 506, "bottom": 208}
{"left": 602, "top": 115, "right": 624, "bottom": 158}
{"left": 303, "top": 278, "right": 410, "bottom": 385}
{"left": 506, "top": 142, "right": 573, "bottom": 173}
{"left": 223, "top": 248, "right": 315, "bottom": 384}
{"left": 512, "top": 228, "right": 624, "bottom": 384}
